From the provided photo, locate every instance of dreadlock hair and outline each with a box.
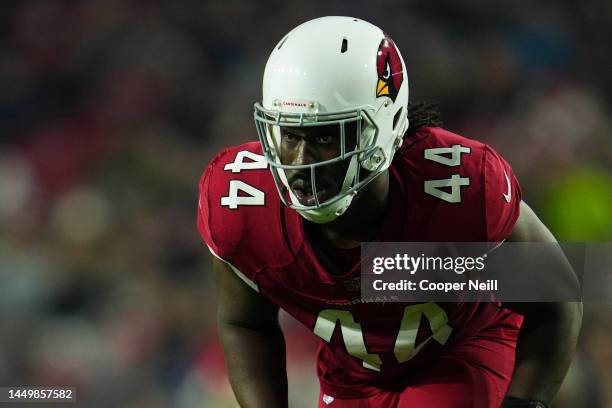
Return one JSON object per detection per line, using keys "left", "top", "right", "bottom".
{"left": 404, "top": 102, "right": 442, "bottom": 138}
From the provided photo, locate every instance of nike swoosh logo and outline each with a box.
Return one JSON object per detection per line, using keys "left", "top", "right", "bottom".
{"left": 503, "top": 170, "right": 511, "bottom": 203}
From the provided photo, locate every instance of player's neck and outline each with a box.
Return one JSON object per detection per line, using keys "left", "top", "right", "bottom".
{"left": 312, "top": 170, "right": 389, "bottom": 250}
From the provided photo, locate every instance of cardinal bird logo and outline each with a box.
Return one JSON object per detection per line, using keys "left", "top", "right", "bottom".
{"left": 375, "top": 37, "right": 403, "bottom": 102}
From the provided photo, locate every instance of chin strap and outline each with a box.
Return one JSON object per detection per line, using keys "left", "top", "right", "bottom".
{"left": 296, "top": 193, "right": 353, "bottom": 224}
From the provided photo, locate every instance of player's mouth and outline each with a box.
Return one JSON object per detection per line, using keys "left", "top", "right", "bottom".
{"left": 290, "top": 178, "right": 329, "bottom": 206}
{"left": 292, "top": 187, "right": 328, "bottom": 206}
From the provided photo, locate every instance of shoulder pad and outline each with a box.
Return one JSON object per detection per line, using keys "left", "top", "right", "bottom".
{"left": 392, "top": 127, "right": 521, "bottom": 241}
{"left": 197, "top": 142, "right": 296, "bottom": 276}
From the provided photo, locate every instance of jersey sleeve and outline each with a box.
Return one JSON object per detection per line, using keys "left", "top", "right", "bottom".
{"left": 196, "top": 142, "right": 296, "bottom": 293}
{"left": 483, "top": 145, "right": 522, "bottom": 242}
{"left": 197, "top": 149, "right": 228, "bottom": 258}
{"left": 197, "top": 148, "right": 266, "bottom": 294}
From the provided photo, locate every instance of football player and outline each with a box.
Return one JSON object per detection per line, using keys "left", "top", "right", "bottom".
{"left": 198, "top": 17, "right": 582, "bottom": 408}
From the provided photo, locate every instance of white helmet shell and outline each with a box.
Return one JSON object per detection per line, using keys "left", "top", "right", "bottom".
{"left": 255, "top": 16, "right": 409, "bottom": 223}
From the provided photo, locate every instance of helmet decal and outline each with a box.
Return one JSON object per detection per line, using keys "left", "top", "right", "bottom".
{"left": 375, "top": 37, "right": 403, "bottom": 102}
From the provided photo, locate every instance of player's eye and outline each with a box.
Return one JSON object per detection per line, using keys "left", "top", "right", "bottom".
{"left": 315, "top": 134, "right": 333, "bottom": 144}
{"left": 282, "top": 131, "right": 299, "bottom": 144}
{"left": 383, "top": 61, "right": 391, "bottom": 80}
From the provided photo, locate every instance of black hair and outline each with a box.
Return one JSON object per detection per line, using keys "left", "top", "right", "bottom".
{"left": 405, "top": 102, "right": 442, "bottom": 138}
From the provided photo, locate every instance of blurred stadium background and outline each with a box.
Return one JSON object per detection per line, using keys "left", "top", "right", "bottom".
{"left": 0, "top": 0, "right": 610, "bottom": 407}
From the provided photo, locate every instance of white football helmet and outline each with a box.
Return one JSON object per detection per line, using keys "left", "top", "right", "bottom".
{"left": 254, "top": 16, "right": 409, "bottom": 223}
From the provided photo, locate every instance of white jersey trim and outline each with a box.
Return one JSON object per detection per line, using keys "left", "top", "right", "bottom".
{"left": 207, "top": 245, "right": 260, "bottom": 293}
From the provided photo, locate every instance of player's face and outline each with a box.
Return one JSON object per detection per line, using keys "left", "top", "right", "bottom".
{"left": 280, "top": 123, "right": 358, "bottom": 207}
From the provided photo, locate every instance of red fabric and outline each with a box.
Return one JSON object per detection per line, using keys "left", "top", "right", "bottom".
{"left": 318, "top": 322, "right": 520, "bottom": 408}
{"left": 197, "top": 127, "right": 523, "bottom": 399}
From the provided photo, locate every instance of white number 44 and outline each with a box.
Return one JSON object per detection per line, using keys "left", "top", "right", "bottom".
{"left": 423, "top": 145, "right": 471, "bottom": 203}
{"left": 221, "top": 151, "right": 267, "bottom": 209}
{"left": 313, "top": 303, "right": 452, "bottom": 372}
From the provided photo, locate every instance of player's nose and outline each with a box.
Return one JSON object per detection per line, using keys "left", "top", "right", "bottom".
{"left": 292, "top": 139, "right": 317, "bottom": 166}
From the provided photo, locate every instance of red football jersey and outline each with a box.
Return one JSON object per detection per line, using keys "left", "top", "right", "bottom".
{"left": 197, "top": 127, "right": 523, "bottom": 398}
